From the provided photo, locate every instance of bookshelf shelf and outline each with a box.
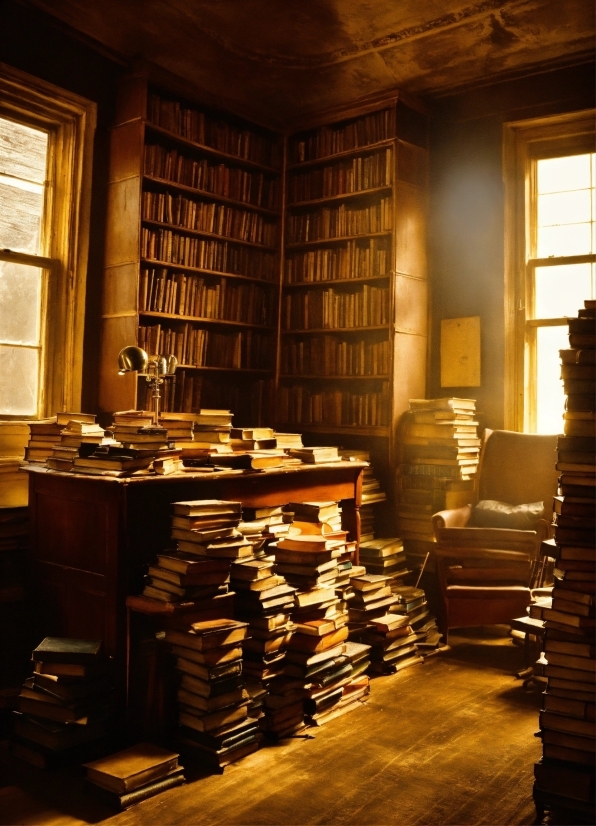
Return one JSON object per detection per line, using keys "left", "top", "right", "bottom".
{"left": 287, "top": 185, "right": 393, "bottom": 209}
{"left": 286, "top": 231, "right": 392, "bottom": 250}
{"left": 139, "top": 311, "right": 275, "bottom": 330}
{"left": 140, "top": 258, "right": 276, "bottom": 285}
{"left": 283, "top": 273, "right": 392, "bottom": 288}
{"left": 171, "top": 365, "right": 272, "bottom": 374}
{"left": 142, "top": 218, "right": 278, "bottom": 251}
{"left": 286, "top": 138, "right": 395, "bottom": 170}
{"left": 281, "top": 326, "right": 389, "bottom": 335}
{"left": 145, "top": 121, "right": 280, "bottom": 174}
{"left": 280, "top": 374, "right": 390, "bottom": 381}
{"left": 144, "top": 175, "right": 280, "bottom": 217}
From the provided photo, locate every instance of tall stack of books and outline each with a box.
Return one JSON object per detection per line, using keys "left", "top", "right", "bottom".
{"left": 143, "top": 553, "right": 231, "bottom": 606}
{"left": 362, "top": 613, "right": 422, "bottom": 674}
{"left": 534, "top": 299, "right": 595, "bottom": 822}
{"left": 166, "top": 619, "right": 262, "bottom": 770}
{"left": 84, "top": 743, "right": 185, "bottom": 810}
{"left": 24, "top": 417, "right": 62, "bottom": 464}
{"left": 338, "top": 449, "right": 387, "bottom": 541}
{"left": 396, "top": 398, "right": 479, "bottom": 568}
{"left": 12, "top": 637, "right": 112, "bottom": 768}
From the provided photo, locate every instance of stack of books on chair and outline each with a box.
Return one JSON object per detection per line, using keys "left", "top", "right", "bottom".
{"left": 166, "top": 618, "right": 262, "bottom": 769}
{"left": 362, "top": 613, "right": 422, "bottom": 674}
{"left": 396, "top": 398, "right": 479, "bottom": 568}
{"left": 84, "top": 742, "right": 185, "bottom": 810}
{"left": 338, "top": 449, "right": 387, "bottom": 541}
{"left": 12, "top": 637, "right": 112, "bottom": 768}
{"left": 534, "top": 299, "right": 595, "bottom": 821}
{"left": 392, "top": 585, "right": 444, "bottom": 656}
{"left": 24, "top": 417, "right": 62, "bottom": 464}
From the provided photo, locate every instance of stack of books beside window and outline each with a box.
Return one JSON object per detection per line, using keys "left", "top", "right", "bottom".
{"left": 24, "top": 417, "right": 62, "bottom": 464}
{"left": 338, "top": 449, "right": 387, "bottom": 541}
{"left": 11, "top": 637, "right": 113, "bottom": 769}
{"left": 167, "top": 619, "right": 262, "bottom": 770}
{"left": 38, "top": 413, "right": 108, "bottom": 472}
{"left": 533, "top": 299, "right": 595, "bottom": 822}
{"left": 396, "top": 398, "right": 479, "bottom": 570}
{"left": 84, "top": 743, "right": 185, "bottom": 810}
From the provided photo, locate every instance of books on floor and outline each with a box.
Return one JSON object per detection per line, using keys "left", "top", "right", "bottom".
{"left": 84, "top": 742, "right": 185, "bottom": 809}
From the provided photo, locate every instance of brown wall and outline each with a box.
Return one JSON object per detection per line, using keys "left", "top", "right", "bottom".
{"left": 427, "top": 61, "right": 596, "bottom": 430}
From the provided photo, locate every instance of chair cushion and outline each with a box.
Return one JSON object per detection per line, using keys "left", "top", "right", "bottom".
{"left": 468, "top": 499, "right": 545, "bottom": 530}
{"left": 446, "top": 585, "right": 531, "bottom": 599}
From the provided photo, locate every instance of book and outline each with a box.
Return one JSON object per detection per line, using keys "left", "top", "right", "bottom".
{"left": 84, "top": 743, "right": 179, "bottom": 794}
{"left": 32, "top": 638, "right": 104, "bottom": 664}
{"left": 85, "top": 770, "right": 185, "bottom": 810}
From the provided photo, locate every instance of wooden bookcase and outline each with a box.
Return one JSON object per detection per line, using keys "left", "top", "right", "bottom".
{"left": 99, "top": 72, "right": 283, "bottom": 424}
{"left": 277, "top": 96, "right": 429, "bottom": 503}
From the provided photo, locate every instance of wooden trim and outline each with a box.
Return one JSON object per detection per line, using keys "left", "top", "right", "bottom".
{"left": 0, "top": 62, "right": 96, "bottom": 419}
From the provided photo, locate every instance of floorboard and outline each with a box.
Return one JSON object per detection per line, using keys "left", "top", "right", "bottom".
{"left": 0, "top": 628, "right": 547, "bottom": 826}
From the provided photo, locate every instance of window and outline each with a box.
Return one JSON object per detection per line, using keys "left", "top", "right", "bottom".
{"left": 504, "top": 111, "right": 596, "bottom": 434}
{"left": 0, "top": 63, "right": 96, "bottom": 419}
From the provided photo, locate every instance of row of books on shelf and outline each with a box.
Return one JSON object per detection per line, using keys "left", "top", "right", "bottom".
{"left": 277, "top": 384, "right": 390, "bottom": 428}
{"left": 147, "top": 92, "right": 278, "bottom": 168}
{"left": 288, "top": 148, "right": 392, "bottom": 203}
{"left": 142, "top": 190, "right": 278, "bottom": 247}
{"left": 284, "top": 237, "right": 390, "bottom": 283}
{"left": 144, "top": 143, "right": 278, "bottom": 210}
{"left": 141, "top": 228, "right": 277, "bottom": 277}
{"left": 138, "top": 324, "right": 273, "bottom": 370}
{"left": 281, "top": 335, "right": 389, "bottom": 377}
{"left": 287, "top": 197, "right": 392, "bottom": 243}
{"left": 290, "top": 109, "right": 396, "bottom": 164}
{"left": 139, "top": 267, "right": 272, "bottom": 325}
{"left": 282, "top": 284, "right": 389, "bottom": 330}
{"left": 143, "top": 373, "right": 270, "bottom": 418}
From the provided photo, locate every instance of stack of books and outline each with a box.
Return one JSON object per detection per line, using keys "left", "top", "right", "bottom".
{"left": 231, "top": 557, "right": 296, "bottom": 686}
{"left": 391, "top": 585, "right": 444, "bottom": 656}
{"left": 287, "top": 445, "right": 340, "bottom": 464}
{"left": 169, "top": 499, "right": 253, "bottom": 561}
{"left": 160, "top": 411, "right": 195, "bottom": 444}
{"left": 24, "top": 417, "right": 62, "bottom": 464}
{"left": 359, "top": 537, "right": 410, "bottom": 588}
{"left": 191, "top": 409, "right": 233, "bottom": 451}
{"left": 396, "top": 398, "right": 479, "bottom": 568}
{"left": 362, "top": 613, "right": 422, "bottom": 674}
{"left": 273, "top": 432, "right": 303, "bottom": 451}
{"left": 167, "top": 619, "right": 262, "bottom": 769}
{"left": 338, "top": 449, "right": 387, "bottom": 541}
{"left": 12, "top": 637, "right": 112, "bottom": 768}
{"left": 302, "top": 639, "right": 371, "bottom": 727}
{"left": 534, "top": 299, "right": 595, "bottom": 821}
{"left": 347, "top": 573, "right": 399, "bottom": 633}
{"left": 241, "top": 505, "right": 294, "bottom": 548}
{"left": 84, "top": 743, "right": 184, "bottom": 810}
{"left": 143, "top": 553, "right": 231, "bottom": 606}
{"left": 45, "top": 414, "right": 111, "bottom": 472}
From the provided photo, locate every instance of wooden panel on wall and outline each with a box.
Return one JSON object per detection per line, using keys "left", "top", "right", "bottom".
{"left": 394, "top": 182, "right": 427, "bottom": 278}
{"left": 394, "top": 274, "right": 428, "bottom": 336}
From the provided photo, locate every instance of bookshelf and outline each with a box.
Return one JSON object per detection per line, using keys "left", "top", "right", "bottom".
{"left": 277, "top": 97, "right": 429, "bottom": 503}
{"left": 99, "top": 73, "right": 282, "bottom": 423}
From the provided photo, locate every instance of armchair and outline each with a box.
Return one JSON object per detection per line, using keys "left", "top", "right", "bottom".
{"left": 431, "top": 429, "right": 558, "bottom": 641}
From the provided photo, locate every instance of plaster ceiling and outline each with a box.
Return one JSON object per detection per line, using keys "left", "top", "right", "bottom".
{"left": 28, "top": 0, "right": 595, "bottom": 125}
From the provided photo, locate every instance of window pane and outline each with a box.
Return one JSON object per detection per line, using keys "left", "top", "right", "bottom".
{"left": 0, "top": 261, "right": 43, "bottom": 345}
{"left": 537, "top": 222, "right": 593, "bottom": 258}
{"left": 0, "top": 344, "right": 39, "bottom": 415}
{"left": 537, "top": 154, "right": 591, "bottom": 194}
{"left": 535, "top": 263, "right": 594, "bottom": 318}
{"left": 536, "top": 325, "right": 568, "bottom": 435}
{"left": 0, "top": 116, "right": 48, "bottom": 255}
{"left": 538, "top": 189, "right": 591, "bottom": 227}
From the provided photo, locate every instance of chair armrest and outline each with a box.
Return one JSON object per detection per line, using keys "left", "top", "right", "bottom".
{"left": 432, "top": 505, "right": 472, "bottom": 534}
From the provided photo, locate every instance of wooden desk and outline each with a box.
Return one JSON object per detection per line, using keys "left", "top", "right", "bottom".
{"left": 26, "top": 462, "right": 364, "bottom": 661}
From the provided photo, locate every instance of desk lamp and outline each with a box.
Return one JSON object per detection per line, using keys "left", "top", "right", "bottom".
{"left": 117, "top": 346, "right": 177, "bottom": 426}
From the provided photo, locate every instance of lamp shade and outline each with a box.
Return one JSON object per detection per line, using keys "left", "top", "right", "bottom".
{"left": 118, "top": 346, "right": 149, "bottom": 374}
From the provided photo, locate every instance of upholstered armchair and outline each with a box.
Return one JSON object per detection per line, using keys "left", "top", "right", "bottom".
{"left": 431, "top": 429, "right": 559, "bottom": 641}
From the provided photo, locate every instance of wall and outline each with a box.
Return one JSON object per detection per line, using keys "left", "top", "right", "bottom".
{"left": 1, "top": 0, "right": 124, "bottom": 413}
{"left": 427, "top": 61, "right": 596, "bottom": 430}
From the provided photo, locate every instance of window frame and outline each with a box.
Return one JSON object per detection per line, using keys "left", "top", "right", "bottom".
{"left": 503, "top": 110, "right": 596, "bottom": 433}
{"left": 0, "top": 62, "right": 96, "bottom": 419}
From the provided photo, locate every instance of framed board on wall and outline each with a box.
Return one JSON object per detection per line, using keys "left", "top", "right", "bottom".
{"left": 440, "top": 316, "right": 481, "bottom": 387}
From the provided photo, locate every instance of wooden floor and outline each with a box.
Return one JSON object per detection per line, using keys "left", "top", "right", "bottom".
{"left": 0, "top": 628, "right": 546, "bottom": 826}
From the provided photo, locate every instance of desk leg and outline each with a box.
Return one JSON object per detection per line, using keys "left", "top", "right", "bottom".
{"left": 125, "top": 606, "right": 131, "bottom": 736}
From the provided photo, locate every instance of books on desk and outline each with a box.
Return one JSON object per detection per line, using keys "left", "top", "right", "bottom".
{"left": 11, "top": 637, "right": 113, "bottom": 768}
{"left": 84, "top": 742, "right": 185, "bottom": 809}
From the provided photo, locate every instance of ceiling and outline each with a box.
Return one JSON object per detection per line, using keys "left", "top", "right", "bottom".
{"left": 28, "top": 0, "right": 595, "bottom": 126}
